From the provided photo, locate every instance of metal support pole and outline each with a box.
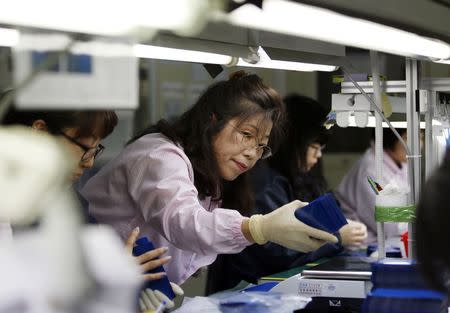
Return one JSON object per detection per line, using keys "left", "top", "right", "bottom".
{"left": 424, "top": 91, "right": 435, "bottom": 179}
{"left": 370, "top": 51, "right": 385, "bottom": 260}
{"left": 405, "top": 58, "right": 421, "bottom": 260}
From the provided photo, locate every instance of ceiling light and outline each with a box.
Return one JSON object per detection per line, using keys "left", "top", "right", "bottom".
{"left": 346, "top": 115, "right": 427, "bottom": 129}
{"left": 236, "top": 47, "right": 338, "bottom": 72}
{"left": 434, "top": 59, "right": 450, "bottom": 65}
{"left": 0, "top": 0, "right": 208, "bottom": 37}
{"left": 133, "top": 44, "right": 234, "bottom": 65}
{"left": 0, "top": 27, "right": 19, "bottom": 47}
{"left": 224, "top": 0, "right": 450, "bottom": 60}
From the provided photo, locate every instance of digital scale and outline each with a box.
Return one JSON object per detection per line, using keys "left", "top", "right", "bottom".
{"left": 271, "top": 257, "right": 374, "bottom": 312}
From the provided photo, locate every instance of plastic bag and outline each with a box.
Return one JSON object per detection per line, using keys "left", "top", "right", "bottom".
{"left": 219, "top": 292, "right": 311, "bottom": 313}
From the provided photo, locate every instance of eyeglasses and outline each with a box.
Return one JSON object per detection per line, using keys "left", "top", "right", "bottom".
{"left": 229, "top": 123, "right": 272, "bottom": 159}
{"left": 309, "top": 144, "right": 326, "bottom": 156}
{"left": 56, "top": 130, "right": 104, "bottom": 162}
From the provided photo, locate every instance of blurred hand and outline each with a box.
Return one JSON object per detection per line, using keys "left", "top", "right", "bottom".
{"left": 339, "top": 220, "right": 367, "bottom": 248}
{"left": 139, "top": 282, "right": 184, "bottom": 312}
{"left": 125, "top": 227, "right": 172, "bottom": 281}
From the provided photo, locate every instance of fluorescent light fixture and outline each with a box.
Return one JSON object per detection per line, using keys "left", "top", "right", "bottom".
{"left": 134, "top": 44, "right": 337, "bottom": 70}
{"left": 0, "top": 0, "right": 208, "bottom": 37}
{"left": 133, "top": 44, "right": 234, "bottom": 65}
{"left": 0, "top": 27, "right": 19, "bottom": 47}
{"left": 13, "top": 33, "right": 335, "bottom": 70}
{"left": 224, "top": 0, "right": 450, "bottom": 60}
{"left": 434, "top": 59, "right": 450, "bottom": 65}
{"left": 236, "top": 47, "right": 337, "bottom": 72}
{"left": 346, "top": 115, "right": 430, "bottom": 129}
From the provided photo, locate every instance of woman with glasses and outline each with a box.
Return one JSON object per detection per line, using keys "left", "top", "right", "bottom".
{"left": 82, "top": 71, "right": 338, "bottom": 286}
{"left": 2, "top": 107, "right": 173, "bottom": 283}
{"left": 207, "top": 94, "right": 367, "bottom": 293}
{"left": 3, "top": 109, "right": 115, "bottom": 182}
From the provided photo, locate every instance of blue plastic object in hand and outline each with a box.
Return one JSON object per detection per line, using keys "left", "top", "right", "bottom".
{"left": 294, "top": 193, "right": 347, "bottom": 233}
{"left": 132, "top": 237, "right": 175, "bottom": 299}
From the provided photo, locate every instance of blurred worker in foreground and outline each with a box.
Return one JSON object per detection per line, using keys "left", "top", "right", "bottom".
{"left": 417, "top": 150, "right": 450, "bottom": 292}
{"left": 2, "top": 106, "right": 179, "bottom": 311}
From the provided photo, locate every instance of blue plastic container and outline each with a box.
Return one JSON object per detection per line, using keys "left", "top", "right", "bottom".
{"left": 294, "top": 193, "right": 348, "bottom": 233}
{"left": 133, "top": 237, "right": 175, "bottom": 299}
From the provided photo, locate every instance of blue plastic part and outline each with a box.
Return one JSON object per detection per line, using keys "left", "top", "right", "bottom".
{"left": 363, "top": 288, "right": 447, "bottom": 313}
{"left": 294, "top": 193, "right": 348, "bottom": 233}
{"left": 242, "top": 282, "right": 279, "bottom": 292}
{"left": 370, "top": 288, "right": 445, "bottom": 299}
{"left": 133, "top": 237, "right": 175, "bottom": 299}
{"left": 362, "top": 261, "right": 448, "bottom": 313}
{"left": 369, "top": 261, "right": 430, "bottom": 290}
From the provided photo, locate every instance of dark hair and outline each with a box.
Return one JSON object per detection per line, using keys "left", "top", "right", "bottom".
{"left": 416, "top": 150, "right": 450, "bottom": 292}
{"left": 131, "top": 71, "right": 284, "bottom": 214}
{"left": 269, "top": 93, "right": 329, "bottom": 186}
{"left": 3, "top": 107, "right": 118, "bottom": 139}
{"left": 371, "top": 128, "right": 407, "bottom": 151}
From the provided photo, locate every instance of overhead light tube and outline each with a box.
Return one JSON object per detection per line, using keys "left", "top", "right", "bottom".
{"left": 133, "top": 44, "right": 234, "bottom": 65}
{"left": 0, "top": 0, "right": 208, "bottom": 37}
{"left": 236, "top": 47, "right": 338, "bottom": 72}
{"left": 434, "top": 59, "right": 450, "bottom": 65}
{"left": 347, "top": 115, "right": 427, "bottom": 129}
{"left": 0, "top": 27, "right": 19, "bottom": 47}
{"left": 225, "top": 0, "right": 450, "bottom": 60}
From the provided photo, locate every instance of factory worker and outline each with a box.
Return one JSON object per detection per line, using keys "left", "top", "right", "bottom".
{"left": 207, "top": 94, "right": 367, "bottom": 293}
{"left": 2, "top": 107, "right": 172, "bottom": 283}
{"left": 82, "top": 71, "right": 339, "bottom": 286}
{"left": 336, "top": 128, "right": 409, "bottom": 244}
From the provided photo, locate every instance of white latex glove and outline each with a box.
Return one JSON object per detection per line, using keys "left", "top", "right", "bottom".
{"left": 249, "top": 200, "right": 338, "bottom": 252}
{"left": 139, "top": 282, "right": 184, "bottom": 312}
{"left": 339, "top": 219, "right": 368, "bottom": 248}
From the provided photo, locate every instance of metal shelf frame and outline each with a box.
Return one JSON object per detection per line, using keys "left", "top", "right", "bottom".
{"left": 341, "top": 77, "right": 450, "bottom": 94}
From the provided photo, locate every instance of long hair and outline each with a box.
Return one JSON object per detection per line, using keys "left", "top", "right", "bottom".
{"left": 269, "top": 94, "right": 329, "bottom": 189}
{"left": 416, "top": 151, "right": 450, "bottom": 292}
{"left": 130, "top": 71, "right": 284, "bottom": 215}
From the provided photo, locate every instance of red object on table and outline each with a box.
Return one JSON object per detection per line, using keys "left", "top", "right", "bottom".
{"left": 401, "top": 231, "right": 409, "bottom": 257}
